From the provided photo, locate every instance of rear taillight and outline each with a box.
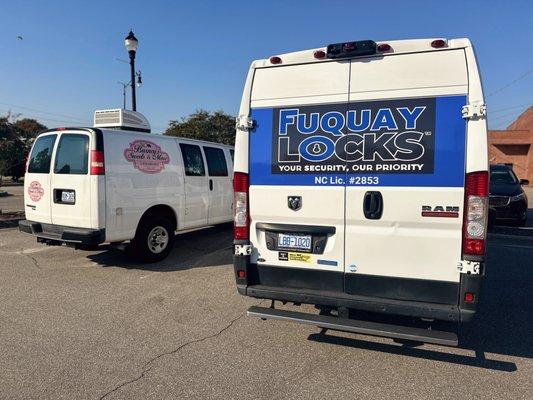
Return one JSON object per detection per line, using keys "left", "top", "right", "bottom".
{"left": 462, "top": 171, "right": 489, "bottom": 258}
{"left": 90, "top": 150, "right": 105, "bottom": 175}
{"left": 233, "top": 172, "right": 249, "bottom": 240}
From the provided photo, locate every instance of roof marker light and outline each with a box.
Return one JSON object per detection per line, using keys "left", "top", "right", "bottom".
{"left": 269, "top": 56, "right": 282, "bottom": 64}
{"left": 313, "top": 50, "right": 326, "bottom": 59}
{"left": 377, "top": 43, "right": 392, "bottom": 52}
{"left": 431, "top": 39, "right": 447, "bottom": 48}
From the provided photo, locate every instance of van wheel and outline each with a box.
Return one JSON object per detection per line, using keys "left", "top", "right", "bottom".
{"left": 131, "top": 217, "right": 174, "bottom": 262}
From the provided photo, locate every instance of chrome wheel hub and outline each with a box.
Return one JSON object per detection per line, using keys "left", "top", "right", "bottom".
{"left": 147, "top": 226, "right": 169, "bottom": 254}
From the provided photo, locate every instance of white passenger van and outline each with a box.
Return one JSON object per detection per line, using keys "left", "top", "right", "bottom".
{"left": 233, "top": 38, "right": 488, "bottom": 346}
{"left": 20, "top": 109, "right": 234, "bottom": 262}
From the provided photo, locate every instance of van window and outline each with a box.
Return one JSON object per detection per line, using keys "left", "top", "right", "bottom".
{"left": 230, "top": 149, "right": 235, "bottom": 163}
{"left": 180, "top": 143, "right": 205, "bottom": 176}
{"left": 54, "top": 134, "right": 89, "bottom": 174}
{"left": 203, "top": 146, "right": 228, "bottom": 176}
{"left": 28, "top": 134, "right": 57, "bottom": 173}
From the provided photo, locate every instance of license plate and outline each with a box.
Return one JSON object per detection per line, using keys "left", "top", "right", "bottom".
{"left": 278, "top": 233, "right": 312, "bottom": 251}
{"left": 61, "top": 191, "right": 75, "bottom": 203}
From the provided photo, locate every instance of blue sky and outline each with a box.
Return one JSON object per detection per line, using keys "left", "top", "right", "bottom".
{"left": 1, "top": 0, "right": 531, "bottom": 132}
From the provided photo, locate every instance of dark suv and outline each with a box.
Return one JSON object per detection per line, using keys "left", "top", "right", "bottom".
{"left": 489, "top": 164, "right": 529, "bottom": 226}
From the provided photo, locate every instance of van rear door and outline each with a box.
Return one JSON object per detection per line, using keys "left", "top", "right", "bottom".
{"left": 25, "top": 133, "right": 58, "bottom": 223}
{"left": 49, "top": 131, "right": 94, "bottom": 228}
{"left": 249, "top": 61, "right": 350, "bottom": 286}
{"left": 343, "top": 49, "right": 468, "bottom": 303}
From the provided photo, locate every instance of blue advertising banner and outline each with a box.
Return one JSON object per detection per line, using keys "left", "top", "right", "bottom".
{"left": 249, "top": 95, "right": 467, "bottom": 187}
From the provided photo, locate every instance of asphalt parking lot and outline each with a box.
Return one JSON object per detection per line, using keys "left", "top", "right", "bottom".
{"left": 0, "top": 224, "right": 532, "bottom": 399}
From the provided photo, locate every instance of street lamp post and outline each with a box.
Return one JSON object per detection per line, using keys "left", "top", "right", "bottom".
{"left": 124, "top": 30, "right": 139, "bottom": 111}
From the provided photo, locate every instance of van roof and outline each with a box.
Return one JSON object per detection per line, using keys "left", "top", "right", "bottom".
{"left": 38, "top": 127, "right": 234, "bottom": 148}
{"left": 252, "top": 37, "right": 472, "bottom": 68}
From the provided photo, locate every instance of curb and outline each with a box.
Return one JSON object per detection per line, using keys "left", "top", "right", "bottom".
{"left": 0, "top": 218, "right": 23, "bottom": 229}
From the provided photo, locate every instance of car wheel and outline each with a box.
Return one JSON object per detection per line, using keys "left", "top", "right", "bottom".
{"left": 131, "top": 216, "right": 174, "bottom": 262}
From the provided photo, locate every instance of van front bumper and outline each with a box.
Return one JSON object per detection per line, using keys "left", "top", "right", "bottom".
{"left": 234, "top": 253, "right": 482, "bottom": 323}
{"left": 19, "top": 220, "right": 105, "bottom": 246}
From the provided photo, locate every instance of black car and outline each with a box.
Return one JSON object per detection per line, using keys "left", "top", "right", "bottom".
{"left": 489, "top": 164, "right": 529, "bottom": 226}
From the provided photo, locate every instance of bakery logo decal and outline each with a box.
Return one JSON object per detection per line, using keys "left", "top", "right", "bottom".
{"left": 124, "top": 140, "right": 170, "bottom": 173}
{"left": 28, "top": 181, "right": 44, "bottom": 202}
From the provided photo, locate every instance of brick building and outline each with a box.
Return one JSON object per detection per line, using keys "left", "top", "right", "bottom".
{"left": 489, "top": 107, "right": 533, "bottom": 184}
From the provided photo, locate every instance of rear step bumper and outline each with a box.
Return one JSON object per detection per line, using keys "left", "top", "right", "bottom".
{"left": 241, "top": 284, "right": 468, "bottom": 322}
{"left": 248, "top": 305, "right": 458, "bottom": 347}
{"left": 19, "top": 220, "right": 105, "bottom": 246}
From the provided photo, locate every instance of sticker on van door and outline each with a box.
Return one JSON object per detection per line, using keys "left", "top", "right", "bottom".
{"left": 272, "top": 98, "right": 435, "bottom": 175}
{"left": 250, "top": 95, "right": 467, "bottom": 187}
{"left": 27, "top": 181, "right": 44, "bottom": 202}
{"left": 124, "top": 140, "right": 170, "bottom": 173}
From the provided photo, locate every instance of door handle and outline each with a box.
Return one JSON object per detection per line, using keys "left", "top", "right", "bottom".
{"left": 209, "top": 179, "right": 213, "bottom": 191}
{"left": 363, "top": 191, "right": 383, "bottom": 220}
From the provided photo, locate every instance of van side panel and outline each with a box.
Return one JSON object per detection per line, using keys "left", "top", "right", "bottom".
{"left": 103, "top": 132, "right": 184, "bottom": 242}
{"left": 234, "top": 66, "right": 255, "bottom": 175}
{"left": 464, "top": 46, "right": 488, "bottom": 173}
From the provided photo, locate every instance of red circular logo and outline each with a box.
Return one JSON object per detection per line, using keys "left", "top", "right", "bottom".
{"left": 124, "top": 140, "right": 170, "bottom": 174}
{"left": 28, "top": 181, "right": 45, "bottom": 202}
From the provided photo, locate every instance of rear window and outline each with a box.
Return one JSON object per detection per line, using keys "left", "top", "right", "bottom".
{"left": 28, "top": 134, "right": 57, "bottom": 173}
{"left": 180, "top": 144, "right": 205, "bottom": 176}
{"left": 203, "top": 146, "right": 228, "bottom": 176}
{"left": 54, "top": 134, "right": 89, "bottom": 174}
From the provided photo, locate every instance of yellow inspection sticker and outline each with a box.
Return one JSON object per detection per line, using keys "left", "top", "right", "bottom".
{"left": 288, "top": 253, "right": 312, "bottom": 263}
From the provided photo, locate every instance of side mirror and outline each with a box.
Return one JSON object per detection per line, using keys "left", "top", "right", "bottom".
{"left": 519, "top": 179, "right": 529, "bottom": 186}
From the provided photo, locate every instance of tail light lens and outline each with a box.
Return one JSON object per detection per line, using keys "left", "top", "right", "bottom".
{"left": 463, "top": 171, "right": 489, "bottom": 258}
{"left": 233, "top": 172, "right": 249, "bottom": 240}
{"left": 90, "top": 150, "right": 105, "bottom": 175}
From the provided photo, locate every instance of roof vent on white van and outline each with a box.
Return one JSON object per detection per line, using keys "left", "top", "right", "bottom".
{"left": 93, "top": 109, "right": 151, "bottom": 133}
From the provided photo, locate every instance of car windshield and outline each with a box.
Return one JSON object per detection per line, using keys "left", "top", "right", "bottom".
{"left": 490, "top": 170, "right": 517, "bottom": 184}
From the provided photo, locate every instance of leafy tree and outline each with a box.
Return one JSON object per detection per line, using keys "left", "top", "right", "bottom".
{"left": 0, "top": 115, "right": 18, "bottom": 140}
{"left": 13, "top": 118, "right": 47, "bottom": 139}
{"left": 164, "top": 110, "right": 235, "bottom": 145}
{"left": 0, "top": 114, "right": 47, "bottom": 184}
{"left": 0, "top": 137, "right": 26, "bottom": 182}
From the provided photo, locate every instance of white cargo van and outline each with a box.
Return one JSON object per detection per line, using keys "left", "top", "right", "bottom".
{"left": 20, "top": 109, "right": 234, "bottom": 262}
{"left": 233, "top": 38, "right": 488, "bottom": 346}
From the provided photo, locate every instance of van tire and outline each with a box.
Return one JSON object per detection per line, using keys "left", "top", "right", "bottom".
{"left": 131, "top": 216, "right": 174, "bottom": 262}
